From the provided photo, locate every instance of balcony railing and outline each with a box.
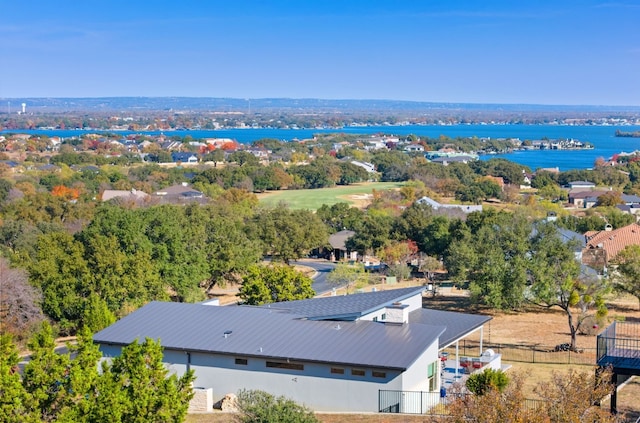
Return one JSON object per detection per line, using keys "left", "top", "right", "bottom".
{"left": 596, "top": 321, "right": 640, "bottom": 373}
{"left": 378, "top": 390, "right": 444, "bottom": 414}
{"left": 378, "top": 390, "right": 544, "bottom": 415}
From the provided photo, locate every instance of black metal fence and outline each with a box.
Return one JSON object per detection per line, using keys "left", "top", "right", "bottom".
{"left": 378, "top": 389, "right": 454, "bottom": 415}
{"left": 443, "top": 339, "right": 597, "bottom": 365}
{"left": 378, "top": 390, "right": 545, "bottom": 415}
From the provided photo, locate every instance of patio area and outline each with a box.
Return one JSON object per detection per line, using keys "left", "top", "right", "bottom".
{"left": 440, "top": 349, "right": 505, "bottom": 393}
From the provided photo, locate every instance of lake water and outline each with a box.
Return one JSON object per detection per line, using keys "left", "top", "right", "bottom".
{"left": 3, "top": 124, "right": 640, "bottom": 171}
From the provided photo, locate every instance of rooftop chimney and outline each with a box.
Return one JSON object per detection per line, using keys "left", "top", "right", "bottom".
{"left": 385, "top": 302, "right": 409, "bottom": 325}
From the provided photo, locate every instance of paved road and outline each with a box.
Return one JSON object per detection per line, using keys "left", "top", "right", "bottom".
{"left": 19, "top": 344, "right": 71, "bottom": 373}
{"left": 293, "top": 259, "right": 337, "bottom": 295}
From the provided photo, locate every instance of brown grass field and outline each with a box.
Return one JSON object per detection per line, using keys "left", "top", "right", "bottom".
{"left": 196, "top": 278, "right": 640, "bottom": 422}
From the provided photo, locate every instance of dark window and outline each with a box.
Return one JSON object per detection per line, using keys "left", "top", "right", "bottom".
{"left": 266, "top": 361, "right": 304, "bottom": 371}
{"left": 235, "top": 358, "right": 248, "bottom": 365}
{"left": 372, "top": 371, "right": 386, "bottom": 378}
{"left": 330, "top": 367, "right": 345, "bottom": 374}
{"left": 351, "top": 369, "right": 365, "bottom": 376}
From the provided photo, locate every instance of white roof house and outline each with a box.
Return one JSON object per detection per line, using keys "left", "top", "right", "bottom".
{"left": 101, "top": 189, "right": 150, "bottom": 203}
{"left": 567, "top": 180, "right": 596, "bottom": 189}
{"left": 94, "top": 287, "right": 495, "bottom": 414}
{"left": 350, "top": 160, "right": 376, "bottom": 173}
{"left": 416, "top": 196, "right": 483, "bottom": 214}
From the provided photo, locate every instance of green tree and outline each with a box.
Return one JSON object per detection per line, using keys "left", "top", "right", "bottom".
{"left": 528, "top": 223, "right": 609, "bottom": 351}
{"left": 447, "top": 211, "right": 531, "bottom": 310}
{"left": 466, "top": 368, "right": 510, "bottom": 396}
{"left": 22, "top": 322, "right": 71, "bottom": 421}
{"left": 239, "top": 264, "right": 315, "bottom": 305}
{"left": 595, "top": 191, "right": 623, "bottom": 207}
{"left": 455, "top": 184, "right": 485, "bottom": 204}
{"left": 0, "top": 334, "right": 40, "bottom": 423}
{"left": 19, "top": 325, "right": 194, "bottom": 423}
{"left": 371, "top": 150, "right": 409, "bottom": 182}
{"left": 393, "top": 202, "right": 433, "bottom": 248}
{"left": 418, "top": 254, "right": 442, "bottom": 283}
{"left": 54, "top": 327, "right": 103, "bottom": 422}
{"left": 477, "top": 158, "right": 526, "bottom": 185}
{"left": 84, "top": 234, "right": 167, "bottom": 310}
{"left": 203, "top": 210, "right": 262, "bottom": 289}
{"left": 234, "top": 389, "right": 319, "bottom": 423}
{"left": 326, "top": 262, "right": 369, "bottom": 294}
{"left": 82, "top": 293, "right": 116, "bottom": 333}
{"left": 288, "top": 160, "right": 338, "bottom": 188}
{"left": 316, "top": 202, "right": 364, "bottom": 233}
{"left": 28, "top": 232, "right": 91, "bottom": 333}
{"left": 0, "top": 178, "right": 12, "bottom": 203}
{"left": 337, "top": 162, "right": 368, "bottom": 185}
{"left": 251, "top": 205, "right": 328, "bottom": 264}
{"left": 228, "top": 151, "right": 260, "bottom": 167}
{"left": 105, "top": 338, "right": 195, "bottom": 423}
{"left": 612, "top": 244, "right": 640, "bottom": 309}
{"left": 141, "top": 205, "right": 209, "bottom": 302}
{"left": 345, "top": 211, "right": 394, "bottom": 255}
{"left": 538, "top": 183, "right": 568, "bottom": 202}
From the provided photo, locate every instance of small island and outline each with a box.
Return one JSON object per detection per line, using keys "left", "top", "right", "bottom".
{"left": 615, "top": 130, "right": 640, "bottom": 138}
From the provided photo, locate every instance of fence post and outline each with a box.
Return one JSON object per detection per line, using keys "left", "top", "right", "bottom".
{"left": 532, "top": 347, "right": 535, "bottom": 363}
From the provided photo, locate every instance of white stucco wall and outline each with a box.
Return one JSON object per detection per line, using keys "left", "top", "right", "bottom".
{"left": 400, "top": 341, "right": 439, "bottom": 392}
{"left": 185, "top": 351, "right": 405, "bottom": 412}
{"left": 99, "top": 344, "right": 435, "bottom": 413}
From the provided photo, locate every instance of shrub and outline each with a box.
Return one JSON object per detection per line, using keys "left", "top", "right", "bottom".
{"left": 235, "top": 389, "right": 319, "bottom": 423}
{"left": 466, "top": 368, "right": 510, "bottom": 395}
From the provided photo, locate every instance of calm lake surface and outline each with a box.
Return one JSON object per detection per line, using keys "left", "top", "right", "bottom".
{"left": 4, "top": 124, "right": 640, "bottom": 171}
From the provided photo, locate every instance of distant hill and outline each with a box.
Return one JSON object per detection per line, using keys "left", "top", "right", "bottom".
{"left": 1, "top": 97, "right": 639, "bottom": 114}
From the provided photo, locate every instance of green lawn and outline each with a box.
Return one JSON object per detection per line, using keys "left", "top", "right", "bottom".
{"left": 257, "top": 182, "right": 404, "bottom": 210}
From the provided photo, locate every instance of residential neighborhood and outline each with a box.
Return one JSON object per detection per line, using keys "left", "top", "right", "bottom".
{"left": 2, "top": 125, "right": 640, "bottom": 421}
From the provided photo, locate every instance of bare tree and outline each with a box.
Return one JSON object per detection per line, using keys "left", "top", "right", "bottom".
{"left": 447, "top": 369, "right": 616, "bottom": 423}
{"left": 0, "top": 257, "right": 44, "bottom": 340}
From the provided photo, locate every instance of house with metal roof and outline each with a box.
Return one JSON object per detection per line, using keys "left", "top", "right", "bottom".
{"left": 416, "top": 196, "right": 483, "bottom": 214}
{"left": 94, "top": 286, "right": 494, "bottom": 414}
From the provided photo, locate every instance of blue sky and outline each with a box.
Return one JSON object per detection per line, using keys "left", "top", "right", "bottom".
{"left": 1, "top": 1, "right": 639, "bottom": 106}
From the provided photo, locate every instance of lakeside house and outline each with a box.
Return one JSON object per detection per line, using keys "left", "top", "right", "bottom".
{"left": 94, "top": 286, "right": 497, "bottom": 414}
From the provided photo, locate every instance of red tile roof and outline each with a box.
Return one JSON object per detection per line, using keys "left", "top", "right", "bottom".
{"left": 583, "top": 223, "right": 640, "bottom": 263}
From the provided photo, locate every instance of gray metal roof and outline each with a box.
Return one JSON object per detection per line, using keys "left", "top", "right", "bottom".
{"left": 409, "top": 308, "right": 491, "bottom": 349}
{"left": 328, "top": 230, "right": 355, "bottom": 250}
{"left": 557, "top": 228, "right": 586, "bottom": 250}
{"left": 94, "top": 301, "right": 445, "bottom": 371}
{"left": 262, "top": 286, "right": 426, "bottom": 320}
